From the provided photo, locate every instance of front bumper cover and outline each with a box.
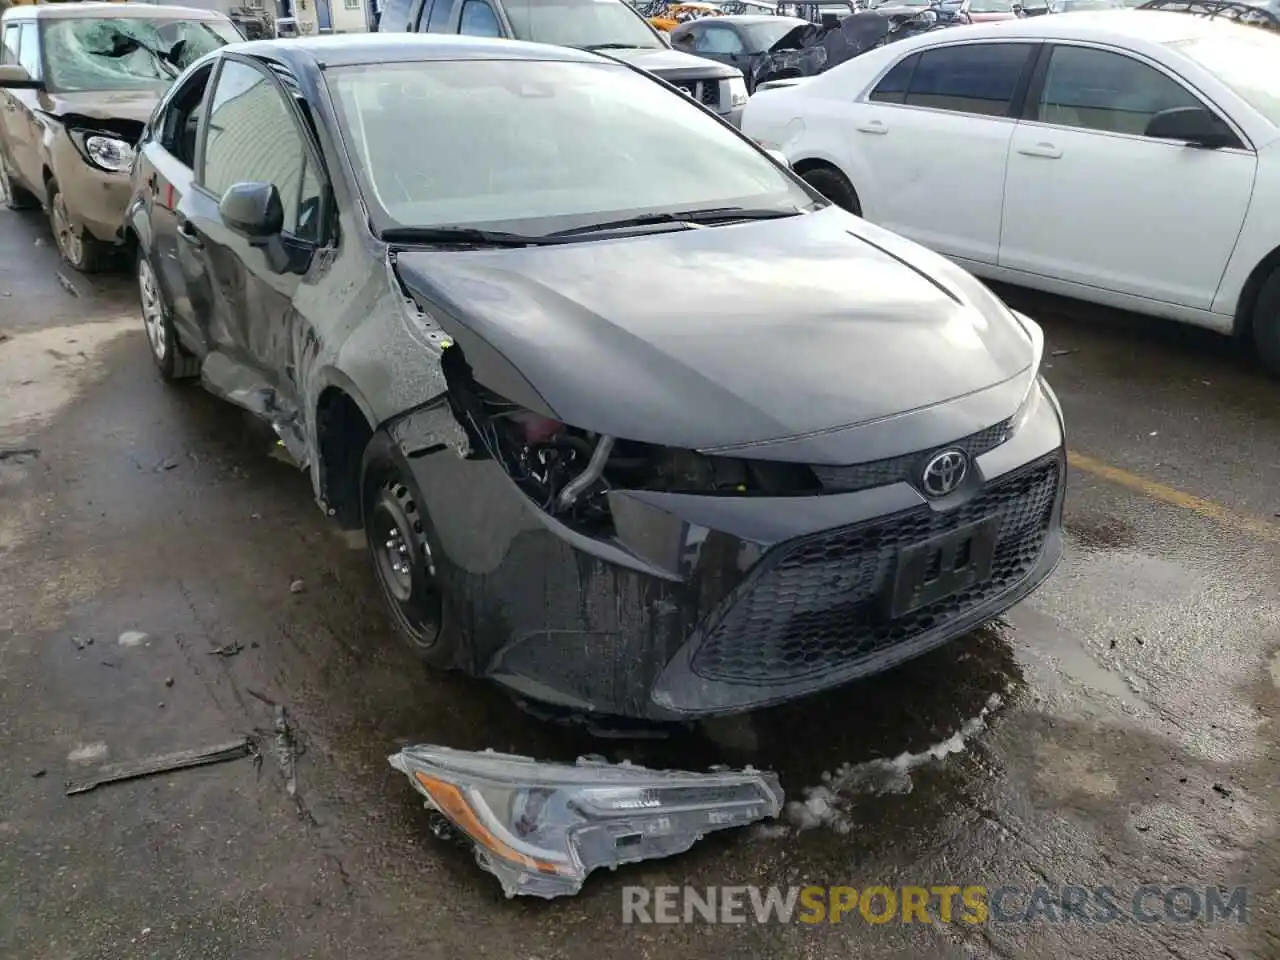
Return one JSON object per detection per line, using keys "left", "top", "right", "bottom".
{"left": 50, "top": 129, "right": 131, "bottom": 245}
{"left": 393, "top": 376, "right": 1066, "bottom": 721}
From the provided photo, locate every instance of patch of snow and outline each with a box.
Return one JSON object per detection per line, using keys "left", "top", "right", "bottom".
{"left": 67, "top": 742, "right": 108, "bottom": 763}
{"left": 117, "top": 630, "right": 150, "bottom": 647}
{"left": 780, "top": 693, "right": 1004, "bottom": 835}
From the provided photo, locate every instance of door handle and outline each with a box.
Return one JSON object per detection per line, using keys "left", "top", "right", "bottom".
{"left": 856, "top": 120, "right": 888, "bottom": 135}
{"left": 177, "top": 220, "right": 203, "bottom": 249}
{"left": 1016, "top": 142, "right": 1062, "bottom": 159}
{"left": 146, "top": 173, "right": 158, "bottom": 194}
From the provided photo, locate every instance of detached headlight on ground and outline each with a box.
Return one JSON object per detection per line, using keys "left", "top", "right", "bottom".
{"left": 83, "top": 135, "right": 135, "bottom": 173}
{"left": 389, "top": 745, "right": 784, "bottom": 899}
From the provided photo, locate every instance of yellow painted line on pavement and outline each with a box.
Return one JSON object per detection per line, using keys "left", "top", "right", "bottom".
{"left": 1067, "top": 450, "right": 1280, "bottom": 544}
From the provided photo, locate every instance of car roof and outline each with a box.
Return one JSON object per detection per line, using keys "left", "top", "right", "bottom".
{"left": 224, "top": 32, "right": 615, "bottom": 68}
{"left": 918, "top": 8, "right": 1244, "bottom": 43}
{"left": 2, "top": 2, "right": 230, "bottom": 21}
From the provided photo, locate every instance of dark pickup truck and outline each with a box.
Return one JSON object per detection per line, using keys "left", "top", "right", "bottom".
{"left": 374, "top": 0, "right": 749, "bottom": 125}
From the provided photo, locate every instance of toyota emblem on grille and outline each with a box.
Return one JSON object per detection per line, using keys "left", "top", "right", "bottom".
{"left": 921, "top": 450, "right": 968, "bottom": 497}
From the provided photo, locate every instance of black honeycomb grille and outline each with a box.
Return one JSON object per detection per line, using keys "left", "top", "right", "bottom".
{"left": 690, "top": 452, "right": 1061, "bottom": 684}
{"left": 811, "top": 419, "right": 1012, "bottom": 494}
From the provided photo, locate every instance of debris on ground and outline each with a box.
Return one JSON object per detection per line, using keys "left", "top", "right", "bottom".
{"left": 32, "top": 769, "right": 46, "bottom": 779}
{"left": 70, "top": 634, "right": 94, "bottom": 651}
{"left": 1050, "top": 348, "right": 1079, "bottom": 357}
{"left": 56, "top": 272, "right": 79, "bottom": 298}
{"left": 388, "top": 745, "right": 784, "bottom": 899}
{"left": 1212, "top": 783, "right": 1233, "bottom": 798}
{"left": 785, "top": 693, "right": 1004, "bottom": 834}
{"left": 117, "top": 630, "right": 149, "bottom": 648}
{"left": 164, "top": 677, "right": 174, "bottom": 687}
{"left": 208, "top": 641, "right": 244, "bottom": 657}
{"left": 289, "top": 578, "right": 306, "bottom": 594}
{"left": 66, "top": 738, "right": 254, "bottom": 796}
{"left": 0, "top": 447, "right": 40, "bottom": 463}
{"left": 275, "top": 706, "right": 297, "bottom": 798}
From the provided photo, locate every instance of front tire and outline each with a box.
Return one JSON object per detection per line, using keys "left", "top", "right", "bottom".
{"left": 1251, "top": 268, "right": 1280, "bottom": 378}
{"left": 50, "top": 187, "right": 113, "bottom": 273}
{"left": 801, "top": 165, "right": 862, "bottom": 216}
{"left": 137, "top": 249, "right": 200, "bottom": 381}
{"left": 361, "top": 432, "right": 459, "bottom": 669}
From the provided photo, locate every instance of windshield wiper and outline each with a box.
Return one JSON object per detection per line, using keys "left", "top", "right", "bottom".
{"left": 380, "top": 226, "right": 549, "bottom": 247}
{"left": 582, "top": 42, "right": 652, "bottom": 50}
{"left": 545, "top": 207, "right": 803, "bottom": 238}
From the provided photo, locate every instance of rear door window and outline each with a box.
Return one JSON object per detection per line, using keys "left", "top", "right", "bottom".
{"left": 903, "top": 42, "right": 1035, "bottom": 117}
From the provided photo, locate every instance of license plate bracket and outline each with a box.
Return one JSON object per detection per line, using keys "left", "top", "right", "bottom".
{"left": 888, "top": 518, "right": 999, "bottom": 619}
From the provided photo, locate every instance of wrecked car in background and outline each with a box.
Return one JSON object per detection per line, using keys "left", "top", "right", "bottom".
{"left": 669, "top": 13, "right": 811, "bottom": 89}
{"left": 0, "top": 3, "right": 240, "bottom": 271}
{"left": 735, "top": 0, "right": 968, "bottom": 85}
{"left": 1137, "top": 0, "right": 1280, "bottom": 27}
{"left": 380, "top": 0, "right": 749, "bottom": 128}
{"left": 126, "top": 33, "right": 1066, "bottom": 729}
{"left": 642, "top": 0, "right": 725, "bottom": 31}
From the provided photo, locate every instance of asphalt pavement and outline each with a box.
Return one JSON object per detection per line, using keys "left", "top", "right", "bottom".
{"left": 0, "top": 203, "right": 1277, "bottom": 960}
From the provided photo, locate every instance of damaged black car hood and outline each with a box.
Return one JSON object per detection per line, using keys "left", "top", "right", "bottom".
{"left": 394, "top": 207, "right": 1035, "bottom": 451}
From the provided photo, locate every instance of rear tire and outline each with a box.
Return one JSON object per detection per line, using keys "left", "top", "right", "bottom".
{"left": 1251, "top": 268, "right": 1280, "bottom": 378}
{"left": 0, "top": 152, "right": 38, "bottom": 211}
{"left": 801, "top": 165, "right": 862, "bottom": 216}
{"left": 137, "top": 248, "right": 200, "bottom": 381}
{"left": 50, "top": 187, "right": 113, "bottom": 273}
{"left": 361, "top": 432, "right": 460, "bottom": 669}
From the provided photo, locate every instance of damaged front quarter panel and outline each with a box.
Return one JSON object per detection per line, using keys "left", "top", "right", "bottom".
{"left": 389, "top": 744, "right": 784, "bottom": 899}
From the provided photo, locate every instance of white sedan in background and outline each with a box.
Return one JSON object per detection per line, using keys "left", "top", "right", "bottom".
{"left": 741, "top": 12, "right": 1280, "bottom": 373}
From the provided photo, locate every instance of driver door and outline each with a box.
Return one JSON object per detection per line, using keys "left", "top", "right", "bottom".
{"left": 998, "top": 43, "right": 1254, "bottom": 308}
{"left": 179, "top": 56, "right": 329, "bottom": 419}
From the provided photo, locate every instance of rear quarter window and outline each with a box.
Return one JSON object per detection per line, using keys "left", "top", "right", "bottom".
{"left": 902, "top": 43, "right": 1034, "bottom": 117}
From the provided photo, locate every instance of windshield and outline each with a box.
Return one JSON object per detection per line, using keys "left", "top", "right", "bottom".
{"left": 743, "top": 18, "right": 808, "bottom": 48}
{"left": 326, "top": 60, "right": 814, "bottom": 236}
{"left": 875, "top": 0, "right": 932, "bottom": 8}
{"left": 1167, "top": 30, "right": 1280, "bottom": 126}
{"left": 40, "top": 17, "right": 240, "bottom": 92}
{"left": 968, "top": 0, "right": 1014, "bottom": 11}
{"left": 504, "top": 0, "right": 664, "bottom": 49}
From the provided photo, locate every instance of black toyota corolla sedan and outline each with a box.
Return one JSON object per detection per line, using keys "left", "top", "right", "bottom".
{"left": 125, "top": 33, "right": 1065, "bottom": 725}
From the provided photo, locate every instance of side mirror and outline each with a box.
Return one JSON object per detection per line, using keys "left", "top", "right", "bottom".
{"left": 1144, "top": 105, "right": 1237, "bottom": 149}
{"left": 219, "top": 181, "right": 283, "bottom": 241}
{"left": 766, "top": 148, "right": 791, "bottom": 168}
{"left": 0, "top": 64, "right": 43, "bottom": 90}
